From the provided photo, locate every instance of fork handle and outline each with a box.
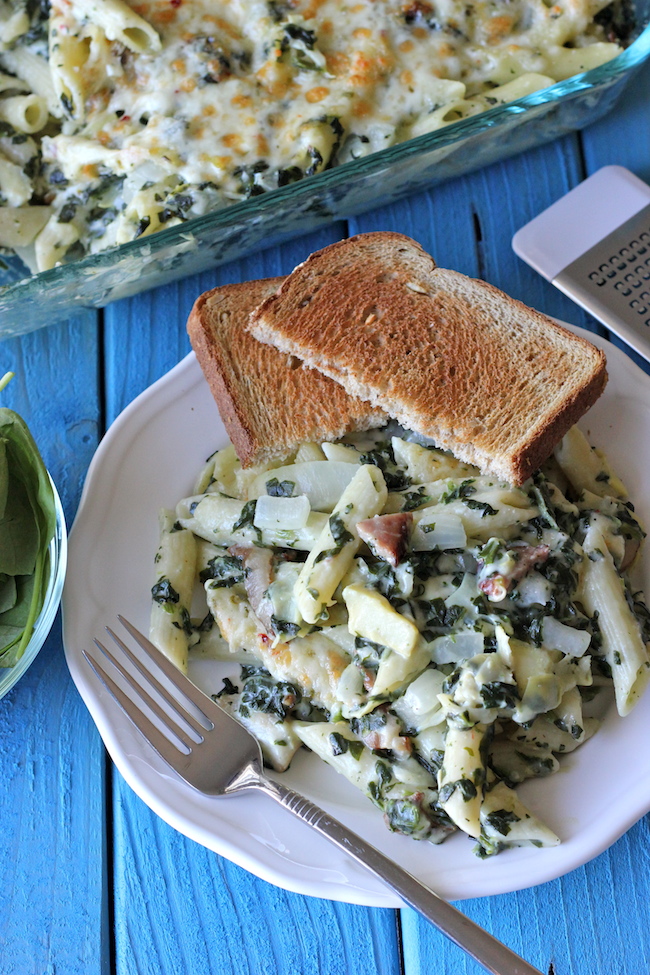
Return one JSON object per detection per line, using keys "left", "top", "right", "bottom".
{"left": 259, "top": 775, "right": 543, "bottom": 975}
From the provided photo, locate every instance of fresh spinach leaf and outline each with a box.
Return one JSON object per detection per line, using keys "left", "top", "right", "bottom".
{"left": 0, "top": 373, "right": 57, "bottom": 665}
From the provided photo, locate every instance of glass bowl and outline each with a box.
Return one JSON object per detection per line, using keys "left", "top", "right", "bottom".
{"left": 0, "top": 0, "right": 649, "bottom": 338}
{"left": 0, "top": 477, "right": 67, "bottom": 700}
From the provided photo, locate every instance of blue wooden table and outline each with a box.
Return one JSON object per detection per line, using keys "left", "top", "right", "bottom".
{"left": 2, "top": 56, "right": 650, "bottom": 975}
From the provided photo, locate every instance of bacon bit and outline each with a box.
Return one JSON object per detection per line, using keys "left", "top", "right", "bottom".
{"left": 399, "top": 736, "right": 413, "bottom": 757}
{"left": 281, "top": 688, "right": 299, "bottom": 710}
{"left": 357, "top": 512, "right": 413, "bottom": 566}
{"left": 478, "top": 576, "right": 509, "bottom": 600}
{"left": 478, "top": 543, "right": 550, "bottom": 599}
{"left": 361, "top": 667, "right": 376, "bottom": 692}
{"left": 357, "top": 707, "right": 413, "bottom": 757}
{"left": 229, "top": 544, "right": 275, "bottom": 633}
{"left": 621, "top": 537, "right": 641, "bottom": 572}
{"left": 509, "top": 543, "right": 551, "bottom": 580}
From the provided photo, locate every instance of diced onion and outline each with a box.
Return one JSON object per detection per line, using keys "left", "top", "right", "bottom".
{"left": 402, "top": 668, "right": 446, "bottom": 714}
{"left": 515, "top": 572, "right": 552, "bottom": 607}
{"left": 541, "top": 617, "right": 591, "bottom": 657}
{"left": 253, "top": 494, "right": 310, "bottom": 530}
{"left": 337, "top": 662, "right": 365, "bottom": 702}
{"left": 252, "top": 461, "right": 358, "bottom": 511}
{"left": 393, "top": 668, "right": 446, "bottom": 731}
{"left": 321, "top": 625, "right": 357, "bottom": 653}
{"left": 412, "top": 512, "right": 467, "bottom": 551}
{"left": 429, "top": 630, "right": 485, "bottom": 664}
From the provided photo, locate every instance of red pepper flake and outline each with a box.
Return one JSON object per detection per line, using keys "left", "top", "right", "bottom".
{"left": 170, "top": 0, "right": 182, "bottom": 7}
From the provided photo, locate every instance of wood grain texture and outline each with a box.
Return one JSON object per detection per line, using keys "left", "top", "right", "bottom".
{"left": 112, "top": 786, "right": 400, "bottom": 975}
{"left": 401, "top": 820, "right": 650, "bottom": 975}
{"left": 0, "top": 313, "right": 108, "bottom": 975}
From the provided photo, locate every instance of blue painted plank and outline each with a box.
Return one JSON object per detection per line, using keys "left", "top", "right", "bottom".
{"left": 401, "top": 819, "right": 650, "bottom": 975}
{"left": 0, "top": 313, "right": 108, "bottom": 975}
{"left": 103, "top": 224, "right": 402, "bottom": 975}
{"left": 113, "top": 787, "right": 400, "bottom": 975}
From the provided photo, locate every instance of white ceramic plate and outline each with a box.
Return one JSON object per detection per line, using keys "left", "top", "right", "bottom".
{"left": 62, "top": 325, "right": 650, "bottom": 906}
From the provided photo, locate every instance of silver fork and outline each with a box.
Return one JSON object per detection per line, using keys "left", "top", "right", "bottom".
{"left": 84, "top": 617, "right": 543, "bottom": 975}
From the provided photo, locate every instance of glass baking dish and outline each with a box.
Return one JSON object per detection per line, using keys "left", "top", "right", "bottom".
{"left": 1, "top": 2, "right": 649, "bottom": 339}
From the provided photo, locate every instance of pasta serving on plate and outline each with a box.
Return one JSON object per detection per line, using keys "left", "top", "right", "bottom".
{"left": 0, "top": 0, "right": 632, "bottom": 271}
{"left": 149, "top": 423, "right": 650, "bottom": 857}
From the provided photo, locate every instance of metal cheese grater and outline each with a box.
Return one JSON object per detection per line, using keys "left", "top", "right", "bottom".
{"left": 512, "top": 165, "right": 650, "bottom": 363}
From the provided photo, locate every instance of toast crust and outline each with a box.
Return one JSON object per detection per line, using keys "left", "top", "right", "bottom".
{"left": 187, "top": 277, "right": 385, "bottom": 467}
{"left": 249, "top": 233, "right": 607, "bottom": 484}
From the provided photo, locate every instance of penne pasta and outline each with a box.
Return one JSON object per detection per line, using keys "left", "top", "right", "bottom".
{"left": 148, "top": 425, "right": 650, "bottom": 856}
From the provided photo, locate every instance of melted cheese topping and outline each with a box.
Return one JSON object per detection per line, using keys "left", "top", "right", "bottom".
{"left": 0, "top": 0, "right": 626, "bottom": 265}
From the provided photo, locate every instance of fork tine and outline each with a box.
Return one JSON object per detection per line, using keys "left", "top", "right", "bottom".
{"left": 92, "top": 638, "right": 198, "bottom": 752}
{"left": 104, "top": 626, "right": 210, "bottom": 737}
{"left": 83, "top": 647, "right": 192, "bottom": 760}
{"left": 117, "top": 616, "right": 219, "bottom": 722}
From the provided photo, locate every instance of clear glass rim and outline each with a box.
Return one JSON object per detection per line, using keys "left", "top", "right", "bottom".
{"left": 1, "top": 15, "right": 649, "bottom": 298}
{"left": 0, "top": 477, "right": 68, "bottom": 699}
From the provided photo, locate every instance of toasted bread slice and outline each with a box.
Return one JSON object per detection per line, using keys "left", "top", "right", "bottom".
{"left": 248, "top": 232, "right": 607, "bottom": 485}
{"left": 187, "top": 277, "right": 386, "bottom": 467}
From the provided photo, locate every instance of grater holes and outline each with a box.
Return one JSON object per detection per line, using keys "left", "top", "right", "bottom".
{"left": 559, "top": 202, "right": 650, "bottom": 340}
{"left": 587, "top": 224, "right": 650, "bottom": 293}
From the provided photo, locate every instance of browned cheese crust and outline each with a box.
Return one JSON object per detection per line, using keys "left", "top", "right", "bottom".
{"left": 186, "top": 277, "right": 386, "bottom": 467}
{"left": 248, "top": 232, "right": 608, "bottom": 484}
